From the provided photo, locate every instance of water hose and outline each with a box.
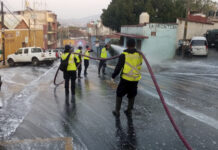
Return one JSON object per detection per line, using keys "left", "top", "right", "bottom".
{"left": 53, "top": 53, "right": 120, "bottom": 85}
{"left": 137, "top": 51, "right": 192, "bottom": 150}
{"left": 53, "top": 52, "right": 192, "bottom": 150}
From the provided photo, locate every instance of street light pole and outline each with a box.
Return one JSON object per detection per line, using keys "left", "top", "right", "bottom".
{"left": 1, "top": 1, "right": 5, "bottom": 65}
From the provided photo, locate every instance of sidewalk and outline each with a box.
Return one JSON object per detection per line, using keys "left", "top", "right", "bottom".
{"left": 0, "top": 61, "right": 8, "bottom": 69}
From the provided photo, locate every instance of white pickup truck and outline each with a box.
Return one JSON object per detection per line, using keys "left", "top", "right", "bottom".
{"left": 7, "top": 47, "right": 56, "bottom": 66}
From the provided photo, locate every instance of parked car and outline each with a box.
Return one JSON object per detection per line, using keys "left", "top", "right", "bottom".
{"left": 205, "top": 29, "right": 218, "bottom": 48}
{"left": 176, "top": 40, "right": 192, "bottom": 57}
{"left": 45, "top": 49, "right": 58, "bottom": 59}
{"left": 190, "top": 37, "right": 208, "bottom": 56}
{"left": 7, "top": 47, "right": 56, "bottom": 67}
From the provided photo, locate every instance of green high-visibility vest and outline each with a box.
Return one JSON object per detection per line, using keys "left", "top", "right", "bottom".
{"left": 121, "top": 52, "right": 142, "bottom": 82}
{"left": 61, "top": 53, "right": 77, "bottom": 71}
{"left": 100, "top": 47, "right": 107, "bottom": 58}
{"left": 84, "top": 50, "right": 90, "bottom": 60}
{"left": 75, "top": 49, "right": 82, "bottom": 63}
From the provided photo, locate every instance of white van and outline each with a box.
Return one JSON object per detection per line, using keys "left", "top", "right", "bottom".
{"left": 190, "top": 37, "right": 208, "bottom": 56}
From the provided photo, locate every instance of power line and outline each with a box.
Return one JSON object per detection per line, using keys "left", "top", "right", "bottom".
{"left": 3, "top": 3, "right": 20, "bottom": 22}
{"left": 3, "top": 0, "right": 16, "bottom": 12}
{"left": 4, "top": 15, "right": 19, "bottom": 26}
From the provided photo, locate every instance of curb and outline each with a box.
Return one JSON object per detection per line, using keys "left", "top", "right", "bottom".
{"left": 0, "top": 65, "right": 8, "bottom": 69}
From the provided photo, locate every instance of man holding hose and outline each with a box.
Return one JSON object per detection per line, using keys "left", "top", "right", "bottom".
{"left": 112, "top": 39, "right": 143, "bottom": 117}
{"left": 98, "top": 44, "right": 110, "bottom": 76}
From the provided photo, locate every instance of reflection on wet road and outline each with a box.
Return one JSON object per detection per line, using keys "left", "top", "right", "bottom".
{"left": 1, "top": 49, "right": 218, "bottom": 149}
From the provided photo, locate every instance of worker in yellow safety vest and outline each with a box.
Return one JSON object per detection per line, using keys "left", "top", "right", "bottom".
{"left": 83, "top": 45, "right": 93, "bottom": 76}
{"left": 98, "top": 44, "right": 110, "bottom": 76}
{"left": 111, "top": 39, "right": 143, "bottom": 117}
{"left": 75, "top": 46, "right": 83, "bottom": 79}
{"left": 61, "top": 45, "right": 79, "bottom": 103}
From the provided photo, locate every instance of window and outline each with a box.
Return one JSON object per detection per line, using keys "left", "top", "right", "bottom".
{"left": 136, "top": 40, "right": 142, "bottom": 50}
{"left": 31, "top": 48, "right": 42, "bottom": 53}
{"left": 17, "top": 49, "right": 23, "bottom": 54}
{"left": 120, "top": 37, "right": 124, "bottom": 46}
{"left": 24, "top": 49, "right": 28, "bottom": 54}
{"left": 191, "top": 40, "right": 207, "bottom": 46}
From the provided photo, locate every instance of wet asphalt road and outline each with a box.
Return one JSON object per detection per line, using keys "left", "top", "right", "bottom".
{"left": 1, "top": 49, "right": 218, "bottom": 150}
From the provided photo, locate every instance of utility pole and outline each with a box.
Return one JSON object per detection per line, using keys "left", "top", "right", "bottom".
{"left": 29, "top": 19, "right": 31, "bottom": 46}
{"left": 34, "top": 19, "right": 36, "bottom": 46}
{"left": 183, "top": 0, "right": 190, "bottom": 40}
{"left": 1, "top": 2, "right": 5, "bottom": 65}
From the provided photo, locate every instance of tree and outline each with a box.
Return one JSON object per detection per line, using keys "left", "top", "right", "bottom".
{"left": 101, "top": 0, "right": 147, "bottom": 31}
{"left": 101, "top": 0, "right": 216, "bottom": 32}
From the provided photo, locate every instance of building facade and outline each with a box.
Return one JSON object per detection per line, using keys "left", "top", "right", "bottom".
{"left": 0, "top": 14, "right": 44, "bottom": 60}
{"left": 116, "top": 23, "right": 178, "bottom": 64}
{"left": 16, "top": 9, "right": 58, "bottom": 49}
{"left": 177, "top": 14, "right": 218, "bottom": 41}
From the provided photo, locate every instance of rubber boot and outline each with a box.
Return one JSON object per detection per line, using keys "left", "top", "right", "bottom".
{"left": 65, "top": 89, "right": 69, "bottom": 96}
{"left": 102, "top": 67, "right": 106, "bottom": 75}
{"left": 65, "top": 90, "right": 70, "bottom": 106}
{"left": 124, "top": 97, "right": 135, "bottom": 116}
{"left": 112, "top": 97, "right": 122, "bottom": 117}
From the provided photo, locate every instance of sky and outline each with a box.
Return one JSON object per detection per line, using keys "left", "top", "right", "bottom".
{"left": 2, "top": 0, "right": 218, "bottom": 20}
{"left": 2, "top": 0, "right": 111, "bottom": 19}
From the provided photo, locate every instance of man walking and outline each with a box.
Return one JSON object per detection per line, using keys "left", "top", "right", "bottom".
{"left": 98, "top": 44, "right": 109, "bottom": 76}
{"left": 75, "top": 46, "right": 83, "bottom": 79}
{"left": 84, "top": 45, "right": 93, "bottom": 76}
{"left": 112, "top": 39, "right": 143, "bottom": 117}
{"left": 61, "top": 45, "right": 79, "bottom": 102}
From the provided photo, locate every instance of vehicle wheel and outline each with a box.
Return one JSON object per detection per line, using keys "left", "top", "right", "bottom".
{"left": 8, "top": 59, "right": 15, "bottom": 67}
{"left": 32, "top": 58, "right": 39, "bottom": 66}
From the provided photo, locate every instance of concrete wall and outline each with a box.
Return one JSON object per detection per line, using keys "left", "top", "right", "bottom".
{"left": 121, "top": 23, "right": 178, "bottom": 64}
{"left": 121, "top": 26, "right": 146, "bottom": 36}
{"left": 0, "top": 29, "right": 44, "bottom": 60}
{"left": 176, "top": 19, "right": 218, "bottom": 41}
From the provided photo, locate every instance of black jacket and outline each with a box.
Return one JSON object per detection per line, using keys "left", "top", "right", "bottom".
{"left": 112, "top": 49, "right": 138, "bottom": 79}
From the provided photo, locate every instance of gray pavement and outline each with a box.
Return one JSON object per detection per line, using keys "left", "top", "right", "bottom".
{"left": 1, "top": 49, "right": 218, "bottom": 149}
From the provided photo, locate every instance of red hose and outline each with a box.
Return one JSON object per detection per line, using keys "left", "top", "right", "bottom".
{"left": 53, "top": 53, "right": 120, "bottom": 86}
{"left": 53, "top": 52, "right": 192, "bottom": 150}
{"left": 137, "top": 51, "right": 192, "bottom": 150}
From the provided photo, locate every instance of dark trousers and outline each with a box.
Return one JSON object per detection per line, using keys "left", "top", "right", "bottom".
{"left": 64, "top": 71, "right": 76, "bottom": 95}
{"left": 84, "top": 60, "right": 89, "bottom": 75}
{"left": 98, "top": 60, "right": 106, "bottom": 74}
{"left": 76, "top": 63, "right": 82, "bottom": 77}
{"left": 116, "top": 78, "right": 138, "bottom": 98}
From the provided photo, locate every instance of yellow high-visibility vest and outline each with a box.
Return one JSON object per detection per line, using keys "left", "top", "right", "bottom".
{"left": 61, "top": 53, "right": 77, "bottom": 71}
{"left": 75, "top": 49, "right": 82, "bottom": 63}
{"left": 121, "top": 52, "right": 142, "bottom": 81}
{"left": 84, "top": 50, "right": 90, "bottom": 60}
{"left": 100, "top": 47, "right": 107, "bottom": 58}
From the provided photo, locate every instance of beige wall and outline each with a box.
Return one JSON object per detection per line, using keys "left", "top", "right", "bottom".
{"left": 177, "top": 19, "right": 218, "bottom": 41}
{"left": 0, "top": 29, "right": 44, "bottom": 60}
{"left": 22, "top": 10, "right": 47, "bottom": 30}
